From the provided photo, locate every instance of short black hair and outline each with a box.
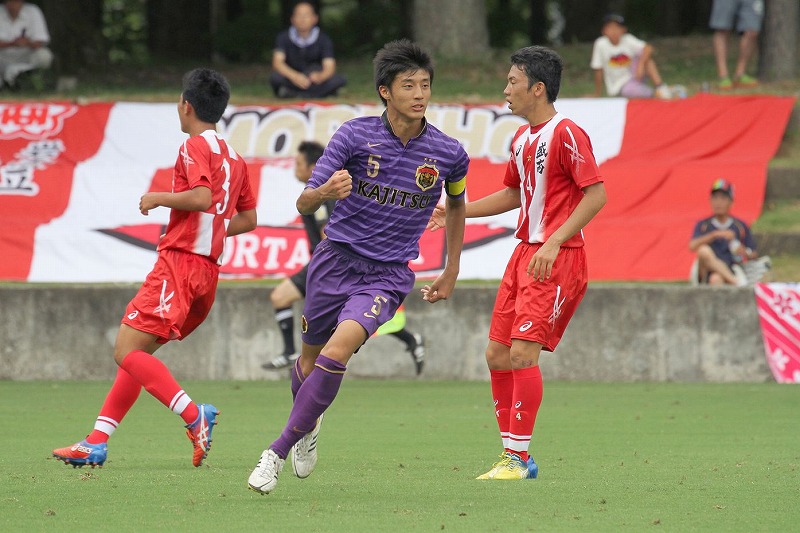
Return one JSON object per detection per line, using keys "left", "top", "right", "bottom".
{"left": 509, "top": 46, "right": 562, "bottom": 103}
{"left": 181, "top": 68, "right": 231, "bottom": 124}
{"left": 602, "top": 13, "right": 626, "bottom": 26}
{"left": 297, "top": 140, "right": 324, "bottom": 166}
{"left": 292, "top": 1, "right": 318, "bottom": 14}
{"left": 373, "top": 39, "right": 434, "bottom": 106}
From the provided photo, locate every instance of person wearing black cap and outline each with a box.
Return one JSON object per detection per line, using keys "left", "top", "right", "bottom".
{"left": 589, "top": 13, "right": 673, "bottom": 99}
{"left": 689, "top": 179, "right": 758, "bottom": 286}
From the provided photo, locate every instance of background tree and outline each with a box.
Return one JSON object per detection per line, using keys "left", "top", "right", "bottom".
{"left": 758, "top": 0, "right": 798, "bottom": 82}
{"left": 37, "top": 0, "right": 103, "bottom": 73}
{"left": 413, "top": 0, "right": 489, "bottom": 58}
{"left": 146, "top": 0, "right": 212, "bottom": 61}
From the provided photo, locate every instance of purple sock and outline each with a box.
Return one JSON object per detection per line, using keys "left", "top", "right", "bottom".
{"left": 271, "top": 354, "right": 346, "bottom": 459}
{"left": 290, "top": 358, "right": 305, "bottom": 400}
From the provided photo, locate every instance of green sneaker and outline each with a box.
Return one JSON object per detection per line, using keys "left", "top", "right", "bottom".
{"left": 718, "top": 77, "right": 733, "bottom": 91}
{"left": 735, "top": 74, "right": 758, "bottom": 88}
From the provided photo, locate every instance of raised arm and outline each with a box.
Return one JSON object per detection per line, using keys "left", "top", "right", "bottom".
{"left": 427, "top": 187, "right": 520, "bottom": 231}
{"left": 139, "top": 186, "right": 212, "bottom": 215}
{"left": 296, "top": 170, "right": 353, "bottom": 214}
{"left": 227, "top": 208, "right": 257, "bottom": 236}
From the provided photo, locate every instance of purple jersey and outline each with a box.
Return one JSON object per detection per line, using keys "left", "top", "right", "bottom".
{"left": 307, "top": 112, "right": 469, "bottom": 263}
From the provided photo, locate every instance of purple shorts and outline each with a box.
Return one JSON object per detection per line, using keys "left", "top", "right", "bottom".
{"left": 301, "top": 239, "right": 416, "bottom": 346}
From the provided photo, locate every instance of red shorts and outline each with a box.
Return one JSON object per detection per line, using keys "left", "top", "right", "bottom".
{"left": 488, "top": 242, "right": 588, "bottom": 352}
{"left": 122, "top": 249, "right": 219, "bottom": 343}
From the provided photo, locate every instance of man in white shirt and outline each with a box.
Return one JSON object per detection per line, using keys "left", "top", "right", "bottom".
{"left": 590, "top": 13, "right": 670, "bottom": 99}
{"left": 0, "top": 0, "right": 53, "bottom": 88}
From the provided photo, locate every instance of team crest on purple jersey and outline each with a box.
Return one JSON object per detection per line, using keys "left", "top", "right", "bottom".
{"left": 415, "top": 163, "right": 439, "bottom": 191}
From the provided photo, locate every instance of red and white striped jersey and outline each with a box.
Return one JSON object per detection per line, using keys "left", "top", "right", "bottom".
{"left": 158, "top": 130, "right": 256, "bottom": 264}
{"left": 503, "top": 114, "right": 602, "bottom": 247}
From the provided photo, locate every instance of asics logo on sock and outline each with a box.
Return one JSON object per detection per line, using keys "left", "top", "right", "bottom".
{"left": 519, "top": 321, "right": 532, "bottom": 332}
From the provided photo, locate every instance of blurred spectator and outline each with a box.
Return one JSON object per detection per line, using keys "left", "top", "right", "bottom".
{"left": 590, "top": 13, "right": 673, "bottom": 99}
{"left": 710, "top": 0, "right": 762, "bottom": 90}
{"left": 269, "top": 1, "right": 346, "bottom": 99}
{"left": 0, "top": 0, "right": 52, "bottom": 89}
{"left": 689, "top": 179, "right": 757, "bottom": 287}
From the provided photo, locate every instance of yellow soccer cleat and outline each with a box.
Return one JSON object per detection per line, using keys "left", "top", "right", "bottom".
{"left": 477, "top": 452, "right": 539, "bottom": 480}
{"left": 492, "top": 453, "right": 537, "bottom": 480}
{"left": 476, "top": 452, "right": 513, "bottom": 480}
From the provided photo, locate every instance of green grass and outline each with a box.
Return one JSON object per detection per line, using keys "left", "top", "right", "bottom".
{"left": 4, "top": 380, "right": 799, "bottom": 532}
{"left": 755, "top": 199, "right": 800, "bottom": 233}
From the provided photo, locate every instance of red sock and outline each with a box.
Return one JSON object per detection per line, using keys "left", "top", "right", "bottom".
{"left": 120, "top": 350, "right": 199, "bottom": 425}
{"left": 86, "top": 367, "right": 142, "bottom": 444}
{"left": 489, "top": 369, "right": 514, "bottom": 452}
{"left": 508, "top": 365, "right": 543, "bottom": 461}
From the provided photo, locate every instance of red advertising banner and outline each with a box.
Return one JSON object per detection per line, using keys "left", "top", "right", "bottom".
{"left": 755, "top": 283, "right": 800, "bottom": 383}
{"left": 0, "top": 96, "right": 793, "bottom": 282}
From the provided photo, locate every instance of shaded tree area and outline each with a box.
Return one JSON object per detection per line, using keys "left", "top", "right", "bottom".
{"left": 559, "top": 0, "right": 713, "bottom": 43}
{"left": 36, "top": 0, "right": 103, "bottom": 73}
{"left": 146, "top": 0, "right": 212, "bottom": 61}
{"left": 413, "top": 0, "right": 489, "bottom": 57}
{"left": 759, "top": 0, "right": 798, "bottom": 81}
{"left": 33, "top": 0, "right": 798, "bottom": 82}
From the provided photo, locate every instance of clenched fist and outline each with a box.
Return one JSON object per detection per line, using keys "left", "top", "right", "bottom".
{"left": 322, "top": 169, "right": 353, "bottom": 200}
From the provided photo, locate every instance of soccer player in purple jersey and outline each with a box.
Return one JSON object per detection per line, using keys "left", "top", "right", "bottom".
{"left": 248, "top": 39, "right": 469, "bottom": 494}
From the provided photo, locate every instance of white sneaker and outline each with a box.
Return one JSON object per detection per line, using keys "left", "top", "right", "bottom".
{"left": 261, "top": 353, "right": 299, "bottom": 370}
{"left": 655, "top": 84, "right": 673, "bottom": 99}
{"left": 732, "top": 264, "right": 749, "bottom": 287}
{"left": 248, "top": 449, "right": 284, "bottom": 494}
{"left": 408, "top": 333, "right": 425, "bottom": 375}
{"left": 291, "top": 413, "right": 323, "bottom": 478}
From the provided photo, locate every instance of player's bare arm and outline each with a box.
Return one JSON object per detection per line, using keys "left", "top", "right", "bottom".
{"left": 296, "top": 170, "right": 352, "bottom": 214}
{"left": 427, "top": 187, "right": 520, "bottom": 231}
{"left": 422, "top": 196, "right": 465, "bottom": 303}
{"left": 527, "top": 182, "right": 607, "bottom": 280}
{"left": 139, "top": 186, "right": 212, "bottom": 216}
{"left": 227, "top": 208, "right": 258, "bottom": 237}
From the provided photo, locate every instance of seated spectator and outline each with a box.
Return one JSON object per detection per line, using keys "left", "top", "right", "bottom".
{"left": 0, "top": 0, "right": 53, "bottom": 89}
{"left": 689, "top": 179, "right": 758, "bottom": 287}
{"left": 590, "top": 13, "right": 672, "bottom": 99}
{"left": 269, "top": 1, "right": 346, "bottom": 99}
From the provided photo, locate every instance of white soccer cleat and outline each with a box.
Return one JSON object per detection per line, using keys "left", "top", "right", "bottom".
{"left": 291, "top": 413, "right": 323, "bottom": 479}
{"left": 248, "top": 449, "right": 284, "bottom": 494}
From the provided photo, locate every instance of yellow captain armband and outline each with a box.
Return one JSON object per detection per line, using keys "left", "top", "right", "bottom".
{"left": 444, "top": 176, "right": 466, "bottom": 197}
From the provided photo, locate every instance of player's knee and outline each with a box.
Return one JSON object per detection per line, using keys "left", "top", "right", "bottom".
{"left": 270, "top": 280, "right": 299, "bottom": 308}
{"left": 485, "top": 342, "right": 510, "bottom": 369}
{"left": 112, "top": 348, "right": 127, "bottom": 366}
{"left": 509, "top": 347, "right": 539, "bottom": 369}
{"left": 708, "top": 272, "right": 726, "bottom": 285}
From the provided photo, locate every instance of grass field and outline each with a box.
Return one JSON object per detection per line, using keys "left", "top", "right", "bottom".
{"left": 4, "top": 380, "right": 799, "bottom": 532}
